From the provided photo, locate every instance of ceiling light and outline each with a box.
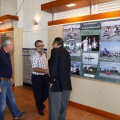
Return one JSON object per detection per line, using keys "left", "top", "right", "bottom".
{"left": 0, "top": 21, "right": 2, "bottom": 24}
{"left": 66, "top": 3, "right": 76, "bottom": 7}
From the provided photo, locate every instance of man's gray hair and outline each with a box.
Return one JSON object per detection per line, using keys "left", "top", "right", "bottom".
{"left": 1, "top": 36, "right": 12, "bottom": 47}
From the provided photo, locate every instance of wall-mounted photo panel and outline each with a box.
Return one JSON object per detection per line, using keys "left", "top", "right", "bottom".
{"left": 81, "top": 35, "right": 100, "bottom": 51}
{"left": 64, "top": 39, "right": 81, "bottom": 56}
{"left": 101, "top": 19, "right": 120, "bottom": 41}
{"left": 71, "top": 61, "right": 81, "bottom": 76}
{"left": 99, "top": 62, "right": 120, "bottom": 80}
{"left": 83, "top": 65, "right": 97, "bottom": 78}
{"left": 82, "top": 53, "right": 98, "bottom": 65}
{"left": 61, "top": 17, "right": 120, "bottom": 84}
{"left": 100, "top": 41, "right": 120, "bottom": 62}
{"left": 63, "top": 24, "right": 81, "bottom": 56}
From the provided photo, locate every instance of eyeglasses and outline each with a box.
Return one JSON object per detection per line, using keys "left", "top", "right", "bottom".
{"left": 36, "top": 45, "right": 44, "bottom": 47}
{"left": 8, "top": 44, "right": 14, "bottom": 46}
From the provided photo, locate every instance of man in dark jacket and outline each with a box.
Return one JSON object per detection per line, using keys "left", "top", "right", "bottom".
{"left": 48, "top": 37, "right": 72, "bottom": 120}
{"left": 0, "top": 36, "right": 25, "bottom": 120}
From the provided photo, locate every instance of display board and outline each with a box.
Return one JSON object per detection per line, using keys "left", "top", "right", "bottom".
{"left": 63, "top": 18, "right": 120, "bottom": 83}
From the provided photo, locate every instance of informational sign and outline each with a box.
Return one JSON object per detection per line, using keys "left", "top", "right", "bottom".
{"left": 63, "top": 18, "right": 120, "bottom": 83}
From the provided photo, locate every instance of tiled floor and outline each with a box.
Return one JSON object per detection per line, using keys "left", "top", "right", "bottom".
{"left": 4, "top": 86, "right": 111, "bottom": 120}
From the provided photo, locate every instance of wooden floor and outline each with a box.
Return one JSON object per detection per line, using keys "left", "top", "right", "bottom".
{"left": 5, "top": 86, "right": 111, "bottom": 120}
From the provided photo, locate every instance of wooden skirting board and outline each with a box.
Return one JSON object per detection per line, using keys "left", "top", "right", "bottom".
{"left": 69, "top": 101, "right": 120, "bottom": 120}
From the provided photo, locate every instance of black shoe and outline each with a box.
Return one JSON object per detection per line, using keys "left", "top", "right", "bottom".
{"left": 38, "top": 110, "right": 44, "bottom": 116}
{"left": 42, "top": 104, "right": 46, "bottom": 109}
{"left": 14, "top": 111, "right": 26, "bottom": 120}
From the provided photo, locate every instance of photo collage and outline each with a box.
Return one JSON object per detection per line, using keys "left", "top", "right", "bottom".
{"left": 63, "top": 19, "right": 120, "bottom": 83}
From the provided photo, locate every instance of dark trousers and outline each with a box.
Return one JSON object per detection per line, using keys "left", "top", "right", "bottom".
{"left": 32, "top": 74, "right": 49, "bottom": 111}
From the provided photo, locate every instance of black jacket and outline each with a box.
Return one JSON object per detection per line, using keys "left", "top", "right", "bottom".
{"left": 48, "top": 46, "right": 72, "bottom": 92}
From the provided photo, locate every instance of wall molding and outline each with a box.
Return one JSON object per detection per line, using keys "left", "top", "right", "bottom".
{"left": 69, "top": 101, "right": 120, "bottom": 120}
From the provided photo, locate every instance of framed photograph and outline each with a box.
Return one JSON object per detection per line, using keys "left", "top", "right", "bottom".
{"left": 83, "top": 65, "right": 97, "bottom": 78}
{"left": 63, "top": 23, "right": 80, "bottom": 40}
{"left": 82, "top": 53, "right": 98, "bottom": 65}
{"left": 71, "top": 61, "right": 81, "bottom": 75}
{"left": 101, "top": 20, "right": 120, "bottom": 41}
{"left": 99, "top": 62, "right": 120, "bottom": 80}
{"left": 81, "top": 35, "right": 99, "bottom": 51}
{"left": 63, "top": 24, "right": 81, "bottom": 56}
{"left": 100, "top": 41, "right": 120, "bottom": 63}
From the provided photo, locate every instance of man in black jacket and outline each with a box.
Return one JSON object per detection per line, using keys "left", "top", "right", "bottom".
{"left": 48, "top": 37, "right": 72, "bottom": 120}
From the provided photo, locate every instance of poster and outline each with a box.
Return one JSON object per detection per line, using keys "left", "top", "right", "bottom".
{"left": 83, "top": 65, "right": 97, "bottom": 78}
{"left": 71, "top": 61, "right": 81, "bottom": 75}
{"left": 100, "top": 41, "right": 120, "bottom": 62}
{"left": 101, "top": 20, "right": 120, "bottom": 41}
{"left": 99, "top": 62, "right": 120, "bottom": 80}
{"left": 63, "top": 24, "right": 81, "bottom": 56}
{"left": 82, "top": 53, "right": 98, "bottom": 65}
{"left": 81, "top": 35, "right": 100, "bottom": 51}
{"left": 62, "top": 18, "right": 120, "bottom": 84}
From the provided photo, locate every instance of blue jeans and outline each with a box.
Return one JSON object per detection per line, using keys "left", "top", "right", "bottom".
{"left": 0, "top": 80, "right": 22, "bottom": 120}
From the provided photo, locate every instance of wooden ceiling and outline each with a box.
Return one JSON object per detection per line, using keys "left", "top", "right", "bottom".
{"left": 41, "top": 0, "right": 114, "bottom": 13}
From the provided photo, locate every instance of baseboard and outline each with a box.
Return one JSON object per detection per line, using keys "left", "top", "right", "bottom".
{"left": 69, "top": 101, "right": 120, "bottom": 120}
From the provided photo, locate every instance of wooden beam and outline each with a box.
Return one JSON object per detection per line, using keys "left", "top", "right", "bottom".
{"left": 0, "top": 14, "right": 19, "bottom": 21}
{"left": 41, "top": 0, "right": 89, "bottom": 13}
{"left": 41, "top": 0, "right": 114, "bottom": 13}
{"left": 48, "top": 10, "right": 120, "bottom": 26}
{"left": 0, "top": 28, "right": 14, "bottom": 33}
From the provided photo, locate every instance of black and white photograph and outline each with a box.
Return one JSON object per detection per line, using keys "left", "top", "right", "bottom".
{"left": 81, "top": 35, "right": 99, "bottom": 51}
{"left": 64, "top": 39, "right": 81, "bottom": 56}
{"left": 63, "top": 23, "right": 80, "bottom": 40}
{"left": 82, "top": 53, "right": 98, "bottom": 65}
{"left": 71, "top": 61, "right": 81, "bottom": 75}
{"left": 83, "top": 65, "right": 97, "bottom": 78}
{"left": 99, "top": 62, "right": 120, "bottom": 80}
{"left": 63, "top": 24, "right": 81, "bottom": 56}
{"left": 101, "top": 19, "right": 120, "bottom": 41}
{"left": 100, "top": 41, "right": 120, "bottom": 62}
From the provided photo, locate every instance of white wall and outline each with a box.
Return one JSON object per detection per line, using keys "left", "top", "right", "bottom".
{"left": 21, "top": 0, "right": 52, "bottom": 48}
{"left": 70, "top": 77, "right": 120, "bottom": 115}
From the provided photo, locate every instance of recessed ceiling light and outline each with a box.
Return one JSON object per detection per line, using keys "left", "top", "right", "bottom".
{"left": 66, "top": 3, "right": 76, "bottom": 7}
